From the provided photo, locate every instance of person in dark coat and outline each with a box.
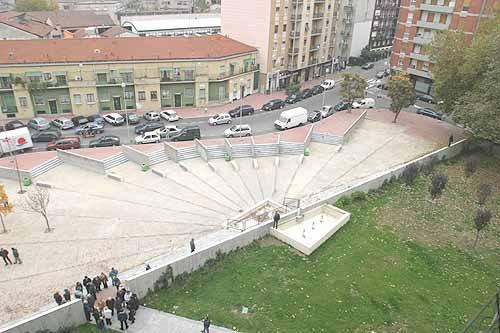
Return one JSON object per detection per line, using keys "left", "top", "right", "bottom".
{"left": 0, "top": 248, "right": 12, "bottom": 265}
{"left": 87, "top": 294, "right": 96, "bottom": 310}
{"left": 117, "top": 310, "right": 129, "bottom": 330}
{"left": 93, "top": 276, "right": 101, "bottom": 292}
{"left": 11, "top": 248, "right": 21, "bottom": 264}
{"left": 53, "top": 292, "right": 63, "bottom": 305}
{"left": 113, "top": 277, "right": 121, "bottom": 291}
{"left": 83, "top": 300, "right": 92, "bottom": 321}
{"left": 106, "top": 297, "right": 115, "bottom": 316}
{"left": 115, "top": 297, "right": 123, "bottom": 315}
{"left": 87, "top": 281, "right": 97, "bottom": 299}
{"left": 92, "top": 307, "right": 101, "bottom": 324}
{"left": 109, "top": 267, "right": 118, "bottom": 286}
{"left": 83, "top": 276, "right": 91, "bottom": 293}
{"left": 75, "top": 282, "right": 83, "bottom": 293}
{"left": 100, "top": 272, "right": 108, "bottom": 289}
{"left": 127, "top": 305, "right": 135, "bottom": 325}
{"left": 63, "top": 289, "right": 71, "bottom": 302}
{"left": 273, "top": 211, "right": 281, "bottom": 229}
{"left": 130, "top": 293, "right": 139, "bottom": 311}
{"left": 202, "top": 315, "right": 211, "bottom": 333}
{"left": 190, "top": 238, "right": 195, "bottom": 253}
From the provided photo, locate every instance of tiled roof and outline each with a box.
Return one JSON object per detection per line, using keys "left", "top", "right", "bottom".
{"left": 28, "top": 10, "right": 115, "bottom": 29}
{"left": 0, "top": 11, "right": 54, "bottom": 37}
{"left": 100, "top": 26, "right": 136, "bottom": 38}
{"left": 0, "top": 35, "right": 257, "bottom": 64}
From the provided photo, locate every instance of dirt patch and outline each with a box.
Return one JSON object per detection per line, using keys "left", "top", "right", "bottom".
{"left": 257, "top": 236, "right": 283, "bottom": 247}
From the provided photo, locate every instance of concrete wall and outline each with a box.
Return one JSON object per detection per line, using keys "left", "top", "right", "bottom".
{"left": 0, "top": 166, "right": 31, "bottom": 182}
{"left": 122, "top": 145, "right": 150, "bottom": 165}
{"left": 195, "top": 139, "right": 209, "bottom": 162}
{"left": 0, "top": 299, "right": 86, "bottom": 333}
{"left": 164, "top": 142, "right": 178, "bottom": 163}
{"left": 342, "top": 110, "right": 367, "bottom": 143}
{"left": 57, "top": 150, "right": 106, "bottom": 174}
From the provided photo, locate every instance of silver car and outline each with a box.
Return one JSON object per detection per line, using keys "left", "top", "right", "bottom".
{"left": 28, "top": 117, "right": 51, "bottom": 131}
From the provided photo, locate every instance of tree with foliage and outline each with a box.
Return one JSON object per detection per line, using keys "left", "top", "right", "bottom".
{"left": 23, "top": 187, "right": 52, "bottom": 232}
{"left": 429, "top": 173, "right": 448, "bottom": 200}
{"left": 15, "top": 0, "right": 58, "bottom": 11}
{"left": 473, "top": 208, "right": 492, "bottom": 248}
{"left": 387, "top": 73, "right": 415, "bottom": 123}
{"left": 430, "top": 8, "right": 500, "bottom": 142}
{"left": 402, "top": 164, "right": 418, "bottom": 186}
{"left": 340, "top": 73, "right": 367, "bottom": 113}
{"left": 0, "top": 185, "right": 13, "bottom": 234}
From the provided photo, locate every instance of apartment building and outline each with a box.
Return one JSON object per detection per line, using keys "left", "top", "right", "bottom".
{"left": 349, "top": 0, "right": 377, "bottom": 57}
{"left": 391, "top": 0, "right": 494, "bottom": 93}
{"left": 368, "top": 0, "right": 401, "bottom": 51}
{"left": 222, "top": 0, "right": 356, "bottom": 91}
{"left": 0, "top": 35, "right": 258, "bottom": 119}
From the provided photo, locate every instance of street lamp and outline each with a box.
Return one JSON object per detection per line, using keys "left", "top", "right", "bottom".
{"left": 121, "top": 82, "right": 130, "bottom": 144}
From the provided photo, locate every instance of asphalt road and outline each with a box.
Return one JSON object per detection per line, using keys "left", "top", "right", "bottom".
{"left": 31, "top": 59, "right": 436, "bottom": 150}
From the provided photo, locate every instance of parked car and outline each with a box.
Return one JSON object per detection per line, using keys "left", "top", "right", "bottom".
{"left": 320, "top": 105, "right": 334, "bottom": 118}
{"left": 208, "top": 113, "right": 232, "bottom": 126}
{"left": 334, "top": 101, "right": 352, "bottom": 112}
{"left": 274, "top": 107, "right": 308, "bottom": 130}
{"left": 285, "top": 93, "right": 303, "bottom": 104}
{"left": 384, "top": 68, "right": 391, "bottom": 77}
{"left": 311, "top": 85, "right": 325, "bottom": 95}
{"left": 134, "top": 122, "right": 163, "bottom": 134}
{"left": 155, "top": 125, "right": 181, "bottom": 138}
{"left": 31, "top": 130, "right": 61, "bottom": 143}
{"left": 144, "top": 111, "right": 161, "bottom": 121}
{"left": 224, "top": 124, "right": 252, "bottom": 138}
{"left": 308, "top": 110, "right": 322, "bottom": 123}
{"left": 46, "top": 137, "right": 80, "bottom": 150}
{"left": 416, "top": 94, "right": 436, "bottom": 104}
{"left": 170, "top": 126, "right": 201, "bottom": 142}
{"left": 376, "top": 71, "right": 385, "bottom": 79}
{"left": 5, "top": 120, "right": 25, "bottom": 131}
{"left": 301, "top": 88, "right": 314, "bottom": 99}
{"left": 361, "top": 63, "right": 374, "bottom": 70}
{"left": 74, "top": 122, "right": 104, "bottom": 135}
{"left": 52, "top": 117, "right": 74, "bottom": 130}
{"left": 87, "top": 114, "right": 105, "bottom": 126}
{"left": 417, "top": 107, "right": 442, "bottom": 120}
{"left": 89, "top": 135, "right": 120, "bottom": 148}
{"left": 71, "top": 115, "right": 89, "bottom": 127}
{"left": 103, "top": 113, "right": 124, "bottom": 126}
{"left": 135, "top": 131, "right": 160, "bottom": 144}
{"left": 352, "top": 98, "right": 375, "bottom": 109}
{"left": 262, "top": 99, "right": 285, "bottom": 111}
{"left": 228, "top": 105, "right": 255, "bottom": 118}
{"left": 160, "top": 110, "right": 180, "bottom": 122}
{"left": 126, "top": 113, "right": 140, "bottom": 125}
{"left": 28, "top": 117, "right": 50, "bottom": 131}
{"left": 320, "top": 79, "right": 335, "bottom": 90}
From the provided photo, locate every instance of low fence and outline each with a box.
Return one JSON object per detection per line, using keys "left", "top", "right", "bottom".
{"left": 462, "top": 289, "right": 500, "bottom": 333}
{"left": 56, "top": 150, "right": 106, "bottom": 174}
{"left": 279, "top": 141, "right": 305, "bottom": 155}
{"left": 311, "top": 132, "right": 343, "bottom": 145}
{"left": 0, "top": 166, "right": 32, "bottom": 182}
{"left": 0, "top": 299, "right": 86, "bottom": 333}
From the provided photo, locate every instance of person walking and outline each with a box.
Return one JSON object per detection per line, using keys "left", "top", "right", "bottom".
{"left": 190, "top": 238, "right": 196, "bottom": 253}
{"left": 92, "top": 307, "right": 101, "bottom": 324}
{"left": 87, "top": 294, "right": 96, "bottom": 310}
{"left": 0, "top": 248, "right": 12, "bottom": 265}
{"left": 117, "top": 310, "right": 129, "bottom": 331}
{"left": 100, "top": 272, "right": 108, "bottom": 289}
{"left": 63, "top": 289, "right": 71, "bottom": 302}
{"left": 113, "top": 277, "right": 121, "bottom": 291}
{"left": 124, "top": 290, "right": 132, "bottom": 305}
{"left": 83, "top": 276, "right": 92, "bottom": 294}
{"left": 109, "top": 267, "right": 118, "bottom": 286}
{"left": 93, "top": 276, "right": 101, "bottom": 292}
{"left": 106, "top": 297, "right": 115, "bottom": 317}
{"left": 53, "top": 291, "right": 63, "bottom": 305}
{"left": 97, "top": 317, "right": 106, "bottom": 331}
{"left": 103, "top": 306, "right": 113, "bottom": 326}
{"left": 273, "top": 211, "right": 281, "bottom": 229}
{"left": 83, "top": 300, "right": 92, "bottom": 322}
{"left": 202, "top": 315, "right": 211, "bottom": 333}
{"left": 11, "top": 247, "right": 21, "bottom": 264}
{"left": 88, "top": 281, "right": 97, "bottom": 299}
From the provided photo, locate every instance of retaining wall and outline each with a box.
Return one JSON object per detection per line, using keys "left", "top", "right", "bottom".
{"left": 164, "top": 143, "right": 178, "bottom": 162}
{"left": 0, "top": 166, "right": 31, "bottom": 182}
{"left": 342, "top": 110, "right": 367, "bottom": 143}
{"left": 57, "top": 150, "right": 106, "bottom": 174}
{"left": 195, "top": 140, "right": 209, "bottom": 162}
{"left": 122, "top": 145, "right": 150, "bottom": 166}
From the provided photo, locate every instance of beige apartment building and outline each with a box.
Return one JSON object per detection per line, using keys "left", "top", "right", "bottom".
{"left": 222, "top": 0, "right": 356, "bottom": 91}
{"left": 0, "top": 35, "right": 258, "bottom": 120}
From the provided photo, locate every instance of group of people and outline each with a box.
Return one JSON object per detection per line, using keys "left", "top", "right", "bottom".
{"left": 0, "top": 247, "right": 22, "bottom": 265}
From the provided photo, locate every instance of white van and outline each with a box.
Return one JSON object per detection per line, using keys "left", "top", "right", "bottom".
{"left": 320, "top": 79, "right": 335, "bottom": 90}
{"left": 0, "top": 127, "right": 33, "bottom": 156}
{"left": 352, "top": 98, "right": 375, "bottom": 109}
{"left": 274, "top": 107, "right": 308, "bottom": 130}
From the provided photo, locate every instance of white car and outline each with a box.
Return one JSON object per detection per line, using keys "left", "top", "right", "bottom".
{"left": 352, "top": 98, "right": 375, "bottom": 109}
{"left": 135, "top": 131, "right": 160, "bottom": 144}
{"left": 103, "top": 113, "right": 125, "bottom": 126}
{"left": 320, "top": 79, "right": 335, "bottom": 90}
{"left": 160, "top": 110, "right": 180, "bottom": 122}
{"left": 154, "top": 125, "right": 181, "bottom": 138}
{"left": 224, "top": 124, "right": 252, "bottom": 138}
{"left": 320, "top": 105, "right": 334, "bottom": 118}
{"left": 208, "top": 113, "right": 232, "bottom": 126}
{"left": 52, "top": 117, "right": 74, "bottom": 130}
{"left": 144, "top": 111, "right": 161, "bottom": 121}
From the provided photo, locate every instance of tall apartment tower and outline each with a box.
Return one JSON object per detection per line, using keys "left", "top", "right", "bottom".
{"left": 391, "top": 0, "right": 494, "bottom": 94}
{"left": 222, "top": 0, "right": 356, "bottom": 91}
{"left": 368, "top": 0, "right": 401, "bottom": 51}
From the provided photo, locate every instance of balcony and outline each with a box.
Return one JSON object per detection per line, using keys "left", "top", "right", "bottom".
{"left": 291, "top": 14, "right": 302, "bottom": 21}
{"left": 288, "top": 48, "right": 299, "bottom": 55}
{"left": 1, "top": 105, "right": 17, "bottom": 113}
{"left": 416, "top": 20, "right": 448, "bottom": 30}
{"left": 292, "top": 0, "right": 303, "bottom": 4}
{"left": 420, "top": 3, "right": 454, "bottom": 14}
{"left": 409, "top": 52, "right": 430, "bottom": 62}
{"left": 0, "top": 83, "right": 12, "bottom": 90}
{"left": 290, "top": 31, "right": 300, "bottom": 38}
{"left": 311, "top": 29, "right": 322, "bottom": 36}
{"left": 407, "top": 67, "right": 432, "bottom": 79}
{"left": 312, "top": 13, "right": 324, "bottom": 19}
{"left": 413, "top": 35, "right": 432, "bottom": 44}
{"left": 210, "top": 64, "right": 259, "bottom": 81}
{"left": 309, "top": 45, "right": 320, "bottom": 52}
{"left": 96, "top": 77, "right": 132, "bottom": 86}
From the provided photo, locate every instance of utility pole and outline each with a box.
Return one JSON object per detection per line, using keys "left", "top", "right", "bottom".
{"left": 121, "top": 82, "right": 130, "bottom": 144}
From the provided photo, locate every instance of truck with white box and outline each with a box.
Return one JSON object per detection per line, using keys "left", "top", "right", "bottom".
{"left": 0, "top": 127, "right": 33, "bottom": 157}
{"left": 274, "top": 107, "right": 308, "bottom": 130}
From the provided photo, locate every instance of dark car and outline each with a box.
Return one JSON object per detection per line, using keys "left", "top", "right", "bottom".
{"left": 87, "top": 114, "right": 105, "bottom": 126}
{"left": 126, "top": 113, "right": 140, "bottom": 125}
{"left": 311, "top": 85, "right": 325, "bottom": 95}
{"left": 170, "top": 126, "right": 201, "bottom": 142}
{"left": 228, "top": 105, "right": 255, "bottom": 118}
{"left": 285, "top": 93, "right": 303, "bottom": 104}
{"left": 89, "top": 135, "right": 120, "bottom": 148}
{"left": 134, "top": 122, "right": 163, "bottom": 135}
{"left": 5, "top": 120, "right": 25, "bottom": 131}
{"left": 47, "top": 137, "right": 80, "bottom": 150}
{"left": 361, "top": 63, "right": 375, "bottom": 70}
{"left": 71, "top": 115, "right": 89, "bottom": 127}
{"left": 308, "top": 110, "right": 322, "bottom": 123}
{"left": 334, "top": 101, "right": 351, "bottom": 112}
{"left": 417, "top": 107, "right": 442, "bottom": 120}
{"left": 416, "top": 94, "right": 435, "bottom": 104}
{"left": 301, "top": 88, "right": 314, "bottom": 99}
{"left": 31, "top": 130, "right": 61, "bottom": 143}
{"left": 262, "top": 99, "right": 285, "bottom": 111}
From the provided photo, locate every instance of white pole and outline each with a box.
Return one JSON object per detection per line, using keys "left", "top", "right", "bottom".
{"left": 122, "top": 82, "right": 130, "bottom": 144}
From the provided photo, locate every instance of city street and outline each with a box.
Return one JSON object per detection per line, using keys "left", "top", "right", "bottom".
{"left": 31, "top": 59, "right": 435, "bottom": 150}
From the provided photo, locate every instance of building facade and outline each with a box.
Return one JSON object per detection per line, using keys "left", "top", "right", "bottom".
{"left": 0, "top": 35, "right": 258, "bottom": 120}
{"left": 349, "top": 0, "right": 377, "bottom": 57}
{"left": 391, "top": 0, "right": 494, "bottom": 93}
{"left": 222, "top": 0, "right": 356, "bottom": 92}
{"left": 368, "top": 0, "right": 401, "bottom": 51}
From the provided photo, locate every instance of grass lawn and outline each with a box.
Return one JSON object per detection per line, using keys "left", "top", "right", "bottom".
{"left": 144, "top": 151, "right": 500, "bottom": 333}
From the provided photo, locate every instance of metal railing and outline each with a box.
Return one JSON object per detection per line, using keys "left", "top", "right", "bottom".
{"left": 462, "top": 290, "right": 500, "bottom": 333}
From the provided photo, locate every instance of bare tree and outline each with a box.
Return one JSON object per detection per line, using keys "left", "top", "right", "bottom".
{"left": 23, "top": 187, "right": 52, "bottom": 232}
{"left": 473, "top": 208, "right": 492, "bottom": 248}
{"left": 430, "top": 173, "right": 448, "bottom": 200}
{"left": 477, "top": 183, "right": 493, "bottom": 206}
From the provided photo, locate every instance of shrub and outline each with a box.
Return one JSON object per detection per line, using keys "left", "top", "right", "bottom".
{"left": 286, "top": 83, "right": 301, "bottom": 95}
{"left": 465, "top": 157, "right": 478, "bottom": 177}
{"left": 351, "top": 191, "right": 367, "bottom": 202}
{"left": 336, "top": 196, "right": 352, "bottom": 207}
{"left": 430, "top": 173, "right": 448, "bottom": 200}
{"left": 477, "top": 183, "right": 493, "bottom": 206}
{"left": 473, "top": 208, "right": 492, "bottom": 248}
{"left": 402, "top": 164, "right": 419, "bottom": 185}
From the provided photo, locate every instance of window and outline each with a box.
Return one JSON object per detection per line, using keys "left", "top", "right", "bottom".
{"left": 138, "top": 91, "right": 146, "bottom": 101}
{"left": 403, "top": 32, "right": 409, "bottom": 40}
{"left": 184, "top": 69, "right": 194, "bottom": 81}
{"left": 60, "top": 95, "right": 70, "bottom": 104}
{"left": 120, "top": 72, "right": 133, "bottom": 83}
{"left": 19, "top": 97, "right": 28, "bottom": 107}
{"left": 150, "top": 91, "right": 158, "bottom": 100}
{"left": 185, "top": 88, "right": 194, "bottom": 97}
{"left": 86, "top": 93, "right": 96, "bottom": 104}
{"left": 55, "top": 74, "right": 67, "bottom": 86}
{"left": 124, "top": 91, "right": 134, "bottom": 100}
{"left": 34, "top": 96, "right": 44, "bottom": 105}
{"left": 199, "top": 88, "right": 206, "bottom": 100}
{"left": 73, "top": 94, "right": 82, "bottom": 104}
{"left": 97, "top": 73, "right": 107, "bottom": 83}
{"left": 43, "top": 73, "right": 52, "bottom": 81}
{"left": 274, "top": 25, "right": 278, "bottom": 33}
{"left": 407, "top": 13, "right": 413, "bottom": 24}
{"left": 283, "top": 24, "right": 287, "bottom": 32}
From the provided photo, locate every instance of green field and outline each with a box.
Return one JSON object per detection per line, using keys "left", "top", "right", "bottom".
{"left": 145, "top": 151, "right": 500, "bottom": 332}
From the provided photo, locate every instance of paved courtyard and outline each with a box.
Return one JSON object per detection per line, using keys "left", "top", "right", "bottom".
{"left": 0, "top": 110, "right": 462, "bottom": 326}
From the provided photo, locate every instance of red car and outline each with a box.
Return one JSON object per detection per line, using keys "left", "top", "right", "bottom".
{"left": 47, "top": 137, "right": 81, "bottom": 151}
